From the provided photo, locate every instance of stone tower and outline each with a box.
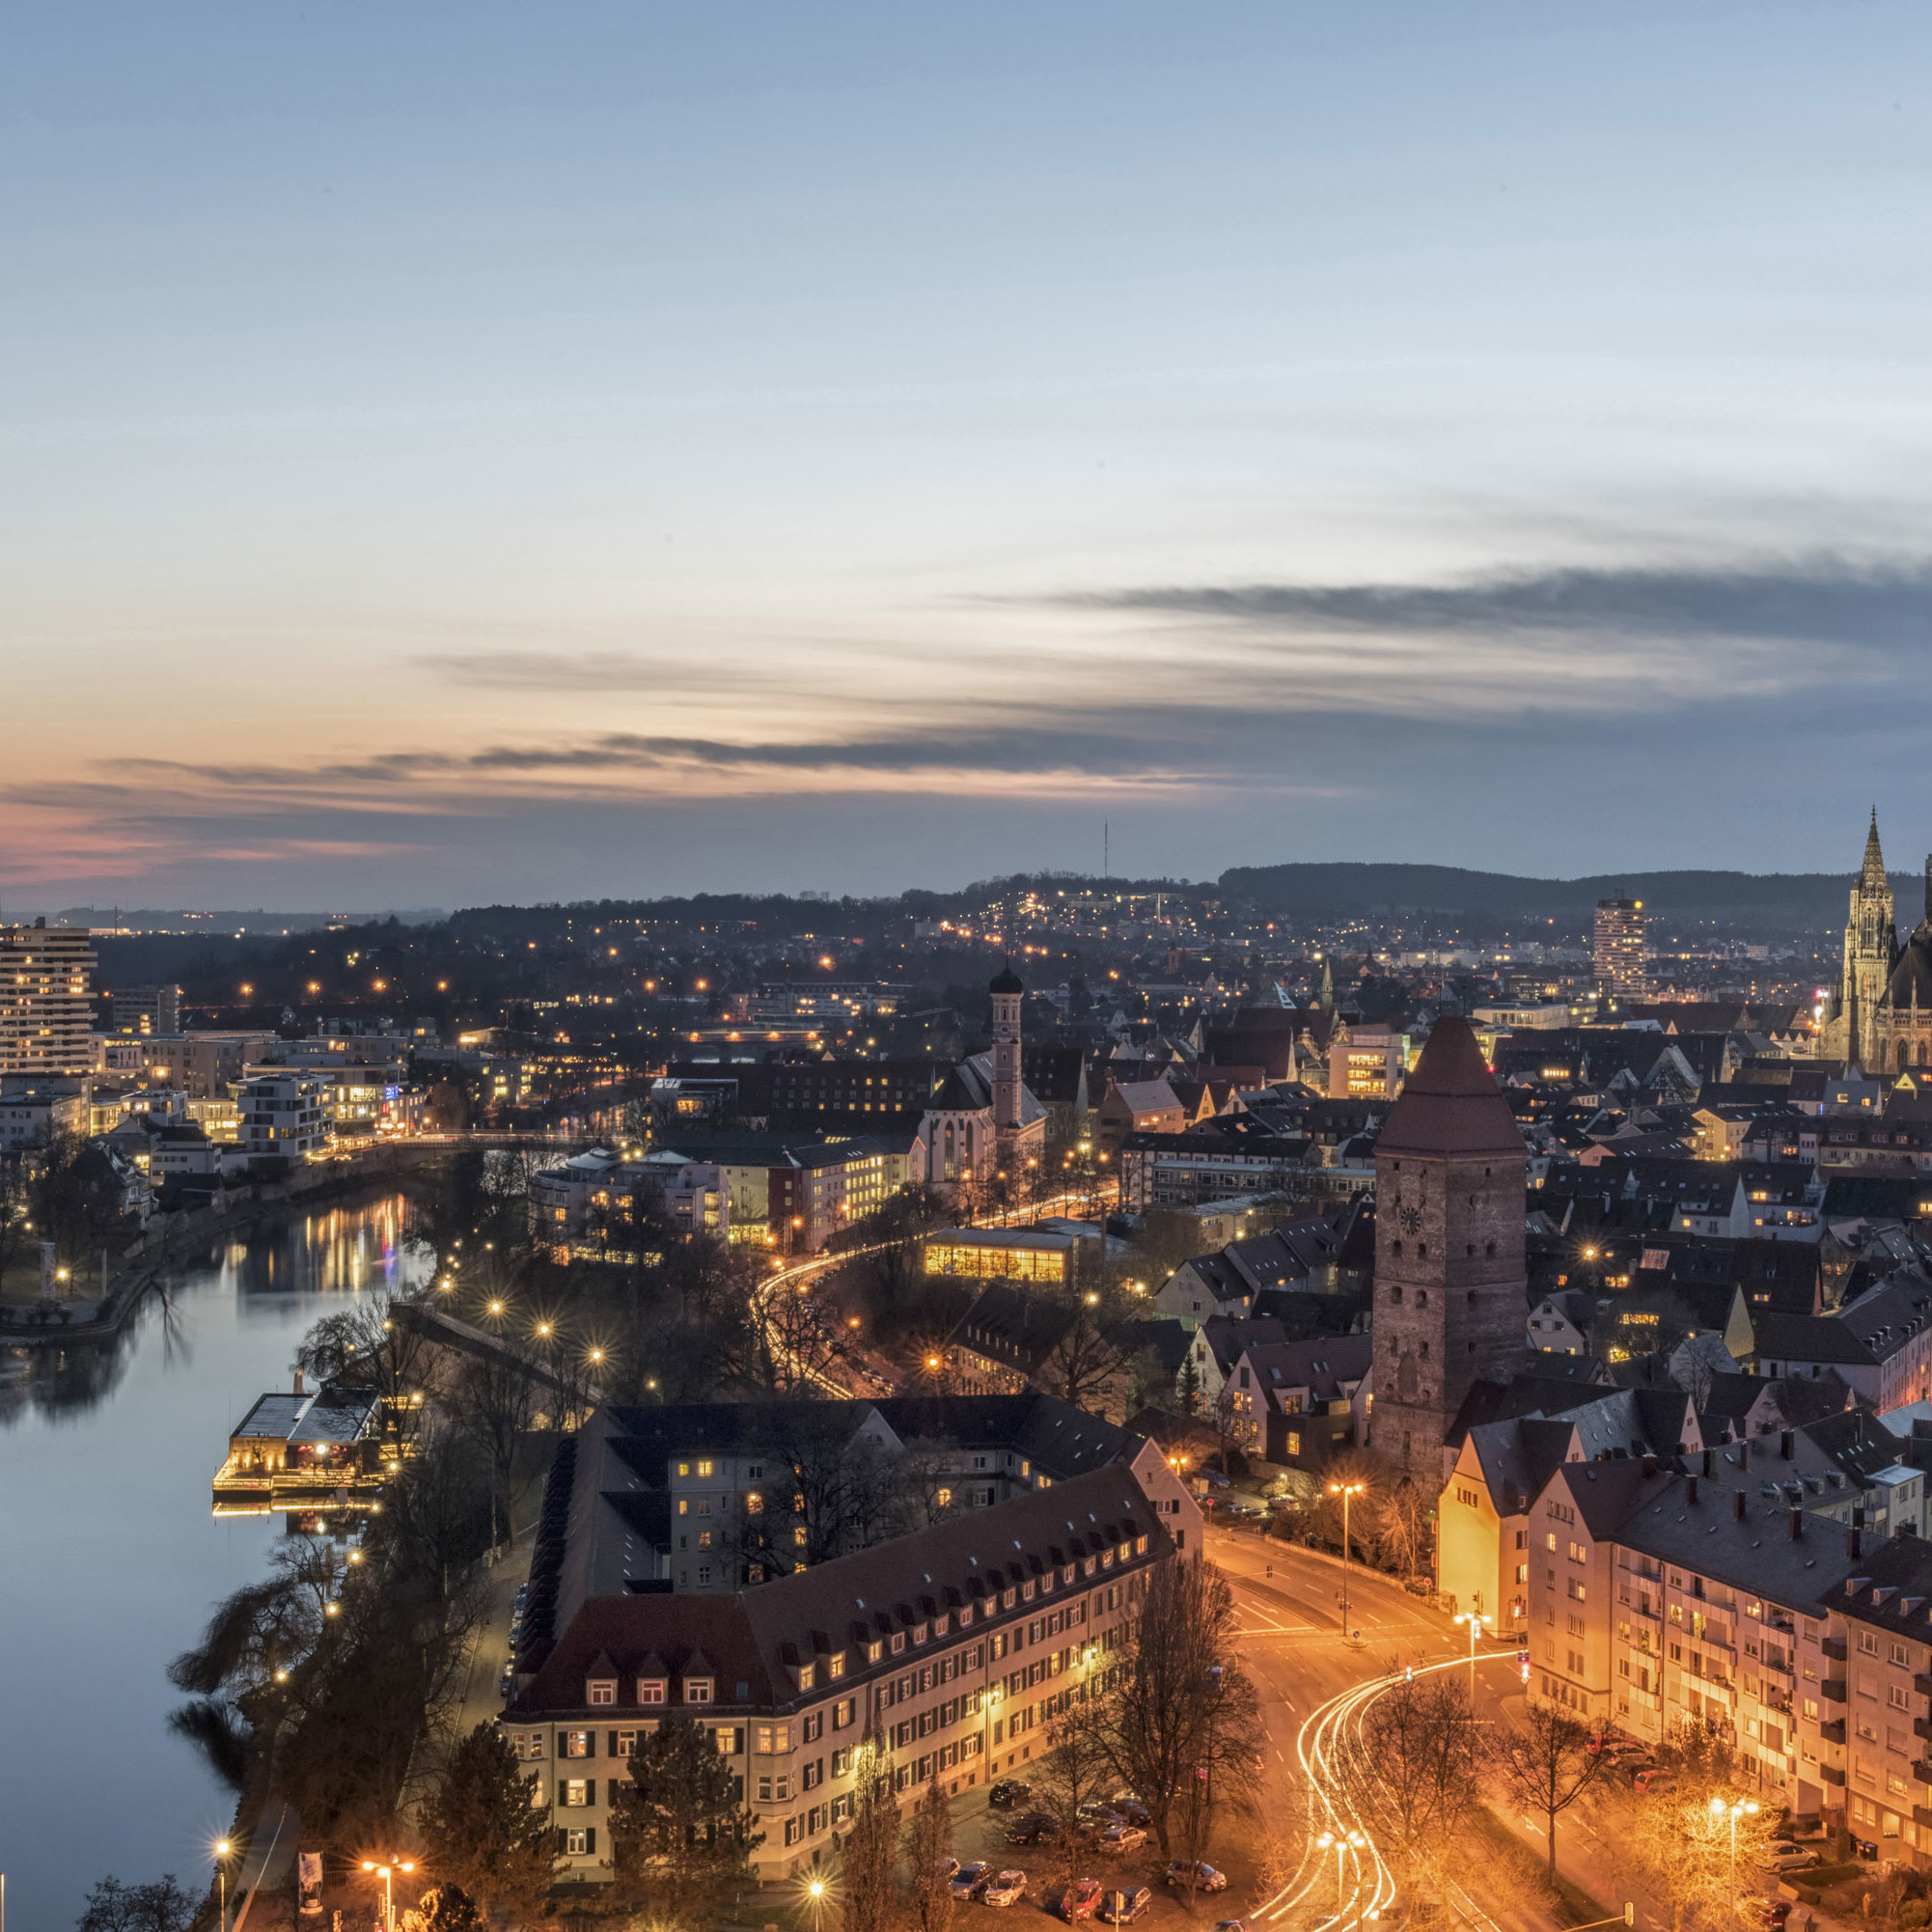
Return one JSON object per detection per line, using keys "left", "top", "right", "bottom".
{"left": 989, "top": 959, "right": 1024, "bottom": 1137}
{"left": 1371, "top": 1015, "right": 1528, "bottom": 1483}
{"left": 1837, "top": 810, "right": 1899, "bottom": 1071}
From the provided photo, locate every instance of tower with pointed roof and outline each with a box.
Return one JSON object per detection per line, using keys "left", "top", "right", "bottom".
{"left": 989, "top": 958, "right": 1024, "bottom": 1141}
{"left": 1371, "top": 1015, "right": 1528, "bottom": 1482}
{"left": 1823, "top": 810, "right": 1900, "bottom": 1071}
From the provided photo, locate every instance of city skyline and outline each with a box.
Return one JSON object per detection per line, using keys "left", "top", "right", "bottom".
{"left": 9, "top": 3, "right": 1932, "bottom": 906}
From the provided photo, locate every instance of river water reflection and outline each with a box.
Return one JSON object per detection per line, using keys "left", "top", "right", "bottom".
{"left": 0, "top": 1197, "right": 430, "bottom": 1930}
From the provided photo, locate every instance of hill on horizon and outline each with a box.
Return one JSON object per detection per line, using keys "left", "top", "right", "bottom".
{"left": 1215, "top": 861, "right": 1887, "bottom": 922}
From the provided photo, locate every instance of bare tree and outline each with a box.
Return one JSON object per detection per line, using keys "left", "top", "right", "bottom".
{"left": 1035, "top": 1691, "right": 1114, "bottom": 1882}
{"left": 903, "top": 1776, "right": 957, "bottom": 1932}
{"left": 446, "top": 1343, "right": 543, "bottom": 1549}
{"left": 1350, "top": 1672, "right": 1487, "bottom": 1858}
{"left": 1494, "top": 1702, "right": 1607, "bottom": 1880}
{"left": 1101, "top": 1555, "right": 1262, "bottom": 1856}
{"left": 840, "top": 1730, "right": 901, "bottom": 1932}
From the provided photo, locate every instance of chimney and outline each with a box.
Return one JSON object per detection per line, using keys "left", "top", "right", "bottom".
{"left": 1848, "top": 1525, "right": 1863, "bottom": 1560}
{"left": 1733, "top": 1490, "right": 1747, "bottom": 1521}
{"left": 1702, "top": 1448, "right": 1714, "bottom": 1477}
{"left": 1685, "top": 1474, "right": 1699, "bottom": 1506}
{"left": 1789, "top": 1507, "right": 1804, "bottom": 1540}
{"left": 1642, "top": 1454, "right": 1657, "bottom": 1477}
{"left": 1780, "top": 1429, "right": 1794, "bottom": 1461}
{"left": 293, "top": 1366, "right": 304, "bottom": 1395}
{"left": 1740, "top": 1436, "right": 1752, "bottom": 1468}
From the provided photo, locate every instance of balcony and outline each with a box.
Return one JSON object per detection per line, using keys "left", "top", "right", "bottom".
{"left": 1823, "top": 1637, "right": 1848, "bottom": 1663}
{"left": 1917, "top": 1671, "right": 1932, "bottom": 1698}
{"left": 1915, "top": 1715, "right": 1932, "bottom": 1741}
{"left": 1818, "top": 1719, "right": 1846, "bottom": 1746}
{"left": 1821, "top": 1679, "right": 1848, "bottom": 1703}
{"left": 1916, "top": 1805, "right": 1932, "bottom": 1834}
{"left": 1821, "top": 1764, "right": 1847, "bottom": 1787}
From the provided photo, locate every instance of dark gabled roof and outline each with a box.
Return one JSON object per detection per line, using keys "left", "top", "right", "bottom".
{"left": 1822, "top": 1536, "right": 1932, "bottom": 1637}
{"left": 511, "top": 1464, "right": 1170, "bottom": 1720}
{"left": 1548, "top": 1456, "right": 1676, "bottom": 1539}
{"left": 1754, "top": 1271, "right": 1932, "bottom": 1367}
{"left": 871, "top": 1392, "right": 1135, "bottom": 1480}
{"left": 1375, "top": 1016, "right": 1525, "bottom": 1160}
{"left": 949, "top": 1280, "right": 1078, "bottom": 1373}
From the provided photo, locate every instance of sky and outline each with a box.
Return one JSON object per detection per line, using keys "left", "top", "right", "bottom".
{"left": 5, "top": 1, "right": 1932, "bottom": 911}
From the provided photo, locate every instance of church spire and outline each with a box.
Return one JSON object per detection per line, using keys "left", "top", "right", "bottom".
{"left": 1863, "top": 808, "right": 1889, "bottom": 892}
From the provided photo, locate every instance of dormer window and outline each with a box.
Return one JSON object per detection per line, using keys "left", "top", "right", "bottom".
{"left": 587, "top": 1678, "right": 618, "bottom": 1706}
{"left": 1022, "top": 1581, "right": 1035, "bottom": 1601}
{"left": 933, "top": 1614, "right": 950, "bottom": 1636}
{"left": 1041, "top": 1573, "right": 1054, "bottom": 1593}
{"left": 958, "top": 1606, "right": 974, "bottom": 1627}
{"left": 798, "top": 1663, "right": 816, "bottom": 1691}
{"left": 827, "top": 1652, "right": 846, "bottom": 1679}
{"left": 890, "top": 1632, "right": 906, "bottom": 1654}
{"left": 912, "top": 1623, "right": 928, "bottom": 1645}
{"left": 1002, "top": 1587, "right": 1017, "bottom": 1610}
{"left": 866, "top": 1641, "right": 883, "bottom": 1663}
{"left": 638, "top": 1678, "right": 667, "bottom": 1705}
{"left": 683, "top": 1677, "right": 713, "bottom": 1704}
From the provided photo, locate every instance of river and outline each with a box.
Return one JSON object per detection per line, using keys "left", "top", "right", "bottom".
{"left": 0, "top": 1197, "right": 431, "bottom": 1932}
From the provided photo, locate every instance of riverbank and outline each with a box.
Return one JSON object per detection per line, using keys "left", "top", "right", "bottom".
{"left": 0, "top": 1143, "right": 455, "bottom": 1346}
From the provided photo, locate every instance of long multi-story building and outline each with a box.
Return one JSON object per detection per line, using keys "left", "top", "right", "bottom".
{"left": 0, "top": 923, "right": 96, "bottom": 1077}
{"left": 503, "top": 1396, "right": 1200, "bottom": 1885}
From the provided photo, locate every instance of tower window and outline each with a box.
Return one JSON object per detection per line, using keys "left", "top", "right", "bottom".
{"left": 1417, "top": 1244, "right": 1427, "bottom": 1259}
{"left": 1486, "top": 1241, "right": 1497, "bottom": 1257}
{"left": 1390, "top": 1285, "right": 1403, "bottom": 1305}
{"left": 1466, "top": 1244, "right": 1475, "bottom": 1256}
{"left": 1391, "top": 1241, "right": 1402, "bottom": 1258}
{"left": 1416, "top": 1291, "right": 1428, "bottom": 1309}
{"left": 1467, "top": 1290, "right": 1478, "bottom": 1307}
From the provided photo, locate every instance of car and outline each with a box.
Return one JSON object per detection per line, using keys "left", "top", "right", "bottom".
{"left": 1164, "top": 1861, "right": 1228, "bottom": 1892}
{"left": 933, "top": 1858, "right": 961, "bottom": 1884}
{"left": 1742, "top": 1902, "right": 1792, "bottom": 1930}
{"left": 952, "top": 1863, "right": 993, "bottom": 1901}
{"left": 1062, "top": 1879, "right": 1104, "bottom": 1921}
{"left": 1107, "top": 1797, "right": 1153, "bottom": 1826}
{"left": 988, "top": 1780, "right": 1034, "bottom": 1808}
{"left": 1096, "top": 1825, "right": 1148, "bottom": 1856}
{"left": 1007, "top": 1816, "right": 1059, "bottom": 1847}
{"left": 1761, "top": 1845, "right": 1818, "bottom": 1873}
{"left": 980, "top": 1871, "right": 1029, "bottom": 1909}
{"left": 1097, "top": 1887, "right": 1154, "bottom": 1924}
{"left": 1632, "top": 1767, "right": 1675, "bottom": 1793}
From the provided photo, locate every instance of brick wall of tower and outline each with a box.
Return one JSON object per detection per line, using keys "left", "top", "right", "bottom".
{"left": 1371, "top": 1145, "right": 1528, "bottom": 1482}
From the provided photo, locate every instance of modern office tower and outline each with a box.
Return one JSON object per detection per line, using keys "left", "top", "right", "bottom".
{"left": 1593, "top": 897, "right": 1648, "bottom": 999}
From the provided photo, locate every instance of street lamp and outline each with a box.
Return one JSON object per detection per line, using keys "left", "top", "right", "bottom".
{"left": 1454, "top": 1610, "right": 1492, "bottom": 1700}
{"left": 1329, "top": 1480, "right": 1366, "bottom": 1637}
{"left": 360, "top": 1858, "right": 416, "bottom": 1932}
{"left": 213, "top": 1839, "right": 233, "bottom": 1932}
{"left": 1315, "top": 1829, "right": 1366, "bottom": 1913}
{"left": 1709, "top": 1795, "right": 1759, "bottom": 1931}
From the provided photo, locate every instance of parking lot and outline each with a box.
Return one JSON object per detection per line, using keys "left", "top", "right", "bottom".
{"left": 940, "top": 1785, "right": 1263, "bottom": 1926}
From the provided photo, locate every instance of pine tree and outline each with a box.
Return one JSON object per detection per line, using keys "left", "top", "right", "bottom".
{"left": 610, "top": 1713, "right": 762, "bottom": 1928}
{"left": 903, "top": 1776, "right": 955, "bottom": 1932}
{"left": 840, "top": 1730, "right": 901, "bottom": 1932}
{"left": 419, "top": 1721, "right": 558, "bottom": 1926}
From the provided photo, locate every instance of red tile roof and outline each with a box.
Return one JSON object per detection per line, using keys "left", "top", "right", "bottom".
{"left": 1375, "top": 1015, "right": 1525, "bottom": 1159}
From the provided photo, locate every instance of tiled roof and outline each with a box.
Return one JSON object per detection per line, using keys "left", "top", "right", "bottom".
{"left": 1375, "top": 1016, "right": 1525, "bottom": 1159}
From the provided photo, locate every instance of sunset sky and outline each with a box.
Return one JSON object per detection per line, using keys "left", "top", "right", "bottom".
{"left": 6, "top": 2, "right": 1932, "bottom": 910}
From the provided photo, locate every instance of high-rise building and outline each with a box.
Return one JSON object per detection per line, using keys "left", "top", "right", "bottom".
{"left": 111, "top": 981, "right": 180, "bottom": 1036}
{"left": 1370, "top": 1015, "right": 1528, "bottom": 1482}
{"left": 1592, "top": 897, "right": 1648, "bottom": 998}
{"left": 0, "top": 922, "right": 97, "bottom": 1077}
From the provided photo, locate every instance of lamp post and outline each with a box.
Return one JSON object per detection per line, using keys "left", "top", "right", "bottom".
{"left": 1328, "top": 1480, "right": 1366, "bottom": 1637}
{"left": 213, "top": 1839, "right": 233, "bottom": 1932}
{"left": 360, "top": 1858, "right": 416, "bottom": 1932}
{"left": 1709, "top": 1795, "right": 1759, "bottom": 1932}
{"left": 1315, "top": 1829, "right": 1366, "bottom": 1913}
{"left": 1454, "top": 1610, "right": 1492, "bottom": 1701}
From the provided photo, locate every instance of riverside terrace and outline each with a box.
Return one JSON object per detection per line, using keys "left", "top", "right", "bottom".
{"left": 212, "top": 1374, "right": 386, "bottom": 1517}
{"left": 504, "top": 1440, "right": 1183, "bottom": 1886}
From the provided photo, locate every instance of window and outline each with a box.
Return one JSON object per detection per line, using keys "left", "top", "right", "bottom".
{"left": 715, "top": 1726, "right": 741, "bottom": 1754}
{"left": 828, "top": 1653, "right": 845, "bottom": 1679}
{"left": 833, "top": 1697, "right": 855, "bottom": 1730}
{"left": 684, "top": 1678, "right": 713, "bottom": 1704}
{"left": 1860, "top": 1632, "right": 1880, "bottom": 1655}
{"left": 697, "top": 1459, "right": 714, "bottom": 1477}
{"left": 1891, "top": 1642, "right": 1912, "bottom": 1668}
{"left": 804, "top": 1711, "right": 823, "bottom": 1744}
{"left": 561, "top": 1779, "right": 593, "bottom": 1806}
{"left": 564, "top": 1828, "right": 591, "bottom": 1856}
{"left": 587, "top": 1679, "right": 617, "bottom": 1706}
{"left": 562, "top": 1731, "right": 593, "bottom": 1759}
{"left": 1286, "top": 1432, "right": 1301, "bottom": 1458}
{"left": 614, "top": 1730, "right": 637, "bottom": 1757}
{"left": 638, "top": 1678, "right": 666, "bottom": 1704}
{"left": 798, "top": 1663, "right": 815, "bottom": 1692}
{"left": 833, "top": 1746, "right": 853, "bottom": 1777}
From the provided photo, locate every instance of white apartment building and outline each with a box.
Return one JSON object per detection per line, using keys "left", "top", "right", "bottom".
{"left": 238, "top": 1074, "right": 327, "bottom": 1161}
{"left": 0, "top": 924, "right": 96, "bottom": 1077}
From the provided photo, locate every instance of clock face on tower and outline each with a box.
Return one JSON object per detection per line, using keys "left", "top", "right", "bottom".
{"left": 1397, "top": 1205, "right": 1422, "bottom": 1235}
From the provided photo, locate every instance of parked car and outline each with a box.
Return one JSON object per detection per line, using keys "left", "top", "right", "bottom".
{"left": 981, "top": 1871, "right": 1029, "bottom": 1909}
{"left": 1007, "top": 1815, "right": 1059, "bottom": 1846}
{"left": 1062, "top": 1879, "right": 1104, "bottom": 1921}
{"left": 1107, "top": 1797, "right": 1152, "bottom": 1826}
{"left": 952, "top": 1863, "right": 993, "bottom": 1901}
{"left": 1742, "top": 1902, "right": 1792, "bottom": 1929}
{"left": 1632, "top": 1767, "right": 1675, "bottom": 1793}
{"left": 1761, "top": 1845, "right": 1818, "bottom": 1873}
{"left": 1098, "top": 1888, "right": 1154, "bottom": 1924}
{"left": 988, "top": 1780, "right": 1034, "bottom": 1809}
{"left": 1164, "top": 1861, "right": 1228, "bottom": 1892}
{"left": 1096, "top": 1825, "right": 1148, "bottom": 1856}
